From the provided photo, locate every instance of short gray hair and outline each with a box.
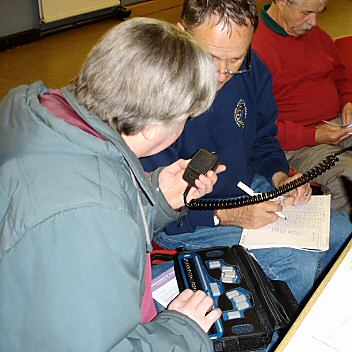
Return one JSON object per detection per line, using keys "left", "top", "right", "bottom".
{"left": 73, "top": 17, "right": 217, "bottom": 135}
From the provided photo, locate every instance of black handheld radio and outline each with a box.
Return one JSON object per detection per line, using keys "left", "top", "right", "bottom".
{"left": 183, "top": 146, "right": 352, "bottom": 210}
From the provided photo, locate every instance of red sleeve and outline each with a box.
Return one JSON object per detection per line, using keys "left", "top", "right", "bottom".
{"left": 319, "top": 32, "right": 352, "bottom": 108}
{"left": 331, "top": 45, "right": 352, "bottom": 108}
{"left": 276, "top": 119, "right": 316, "bottom": 151}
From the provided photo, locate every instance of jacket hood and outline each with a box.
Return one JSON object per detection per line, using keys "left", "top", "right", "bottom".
{"left": 0, "top": 81, "right": 156, "bottom": 204}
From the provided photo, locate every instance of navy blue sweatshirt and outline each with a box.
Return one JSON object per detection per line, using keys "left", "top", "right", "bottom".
{"left": 141, "top": 51, "right": 288, "bottom": 235}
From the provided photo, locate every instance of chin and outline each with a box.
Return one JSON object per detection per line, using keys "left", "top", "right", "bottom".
{"left": 217, "top": 78, "right": 232, "bottom": 91}
{"left": 217, "top": 82, "right": 225, "bottom": 91}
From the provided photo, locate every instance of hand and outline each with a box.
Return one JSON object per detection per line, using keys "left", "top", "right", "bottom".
{"left": 158, "top": 159, "right": 226, "bottom": 210}
{"left": 272, "top": 171, "right": 311, "bottom": 206}
{"left": 341, "top": 102, "right": 352, "bottom": 126}
{"left": 167, "top": 289, "right": 222, "bottom": 333}
{"left": 215, "top": 200, "right": 283, "bottom": 229}
{"left": 315, "top": 122, "right": 352, "bottom": 145}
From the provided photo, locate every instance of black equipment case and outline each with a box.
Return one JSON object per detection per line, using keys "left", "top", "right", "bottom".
{"left": 174, "top": 245, "right": 299, "bottom": 352}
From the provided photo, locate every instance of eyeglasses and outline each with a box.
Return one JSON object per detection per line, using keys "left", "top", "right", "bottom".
{"left": 214, "top": 46, "right": 252, "bottom": 75}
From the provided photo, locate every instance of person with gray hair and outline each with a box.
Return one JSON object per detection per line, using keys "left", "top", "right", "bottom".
{"left": 253, "top": 0, "right": 352, "bottom": 215}
{"left": 0, "top": 17, "right": 225, "bottom": 351}
{"left": 73, "top": 16, "right": 217, "bottom": 136}
{"left": 142, "top": 0, "right": 352, "bottom": 316}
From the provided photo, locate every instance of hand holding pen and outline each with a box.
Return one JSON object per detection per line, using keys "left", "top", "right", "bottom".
{"left": 271, "top": 171, "right": 312, "bottom": 206}
{"left": 237, "top": 181, "right": 287, "bottom": 220}
{"left": 340, "top": 102, "right": 352, "bottom": 128}
{"left": 316, "top": 119, "right": 352, "bottom": 145}
{"left": 321, "top": 120, "right": 352, "bottom": 130}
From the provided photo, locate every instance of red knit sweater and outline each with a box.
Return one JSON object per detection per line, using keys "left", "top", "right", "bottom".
{"left": 253, "top": 18, "right": 352, "bottom": 151}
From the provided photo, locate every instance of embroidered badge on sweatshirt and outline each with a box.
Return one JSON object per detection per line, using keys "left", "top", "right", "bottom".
{"left": 234, "top": 99, "right": 247, "bottom": 128}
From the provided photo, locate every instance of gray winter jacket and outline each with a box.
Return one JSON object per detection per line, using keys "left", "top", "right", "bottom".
{"left": 0, "top": 82, "right": 213, "bottom": 352}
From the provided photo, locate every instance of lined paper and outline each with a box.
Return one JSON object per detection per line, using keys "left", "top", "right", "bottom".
{"left": 240, "top": 195, "right": 330, "bottom": 251}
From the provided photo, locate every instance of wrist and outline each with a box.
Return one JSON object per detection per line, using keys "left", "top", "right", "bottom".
{"left": 214, "top": 208, "right": 242, "bottom": 227}
{"left": 214, "top": 210, "right": 222, "bottom": 226}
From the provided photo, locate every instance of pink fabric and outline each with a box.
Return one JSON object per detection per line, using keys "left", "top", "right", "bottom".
{"left": 40, "top": 89, "right": 157, "bottom": 324}
{"left": 141, "top": 253, "right": 158, "bottom": 323}
{"left": 39, "top": 89, "right": 105, "bottom": 140}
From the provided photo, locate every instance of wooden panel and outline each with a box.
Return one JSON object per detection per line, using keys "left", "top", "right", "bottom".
{"left": 38, "top": 0, "right": 120, "bottom": 23}
{"left": 126, "top": 0, "right": 183, "bottom": 18}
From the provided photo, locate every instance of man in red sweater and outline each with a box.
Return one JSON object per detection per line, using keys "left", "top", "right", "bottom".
{"left": 252, "top": 0, "right": 352, "bottom": 215}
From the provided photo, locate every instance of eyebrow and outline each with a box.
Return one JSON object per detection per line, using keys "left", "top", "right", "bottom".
{"left": 211, "top": 53, "right": 243, "bottom": 61}
{"left": 302, "top": 6, "right": 327, "bottom": 14}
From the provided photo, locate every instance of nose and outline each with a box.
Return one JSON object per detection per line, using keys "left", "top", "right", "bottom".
{"left": 217, "top": 71, "right": 228, "bottom": 83}
{"left": 216, "top": 60, "right": 230, "bottom": 83}
{"left": 216, "top": 60, "right": 228, "bottom": 75}
{"left": 307, "top": 13, "right": 317, "bottom": 27}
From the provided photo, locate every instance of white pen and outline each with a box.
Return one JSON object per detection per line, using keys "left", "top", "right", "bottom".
{"left": 321, "top": 120, "right": 339, "bottom": 127}
{"left": 237, "top": 181, "right": 287, "bottom": 220}
{"left": 321, "top": 120, "right": 352, "bottom": 129}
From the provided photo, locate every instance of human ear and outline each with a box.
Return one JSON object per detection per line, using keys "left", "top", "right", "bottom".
{"left": 141, "top": 125, "right": 158, "bottom": 142}
{"left": 277, "top": 0, "right": 287, "bottom": 11}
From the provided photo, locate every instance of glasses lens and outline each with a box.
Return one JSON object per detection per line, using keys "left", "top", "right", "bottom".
{"left": 229, "top": 47, "right": 252, "bottom": 75}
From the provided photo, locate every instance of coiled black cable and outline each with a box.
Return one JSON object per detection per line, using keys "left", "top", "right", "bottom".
{"left": 184, "top": 146, "right": 352, "bottom": 210}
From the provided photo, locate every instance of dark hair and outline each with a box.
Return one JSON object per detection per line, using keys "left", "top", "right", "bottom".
{"left": 181, "top": 0, "right": 258, "bottom": 32}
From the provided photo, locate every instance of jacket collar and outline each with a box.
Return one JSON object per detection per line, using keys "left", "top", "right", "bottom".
{"left": 260, "top": 4, "right": 289, "bottom": 37}
{"left": 61, "top": 85, "right": 156, "bottom": 205}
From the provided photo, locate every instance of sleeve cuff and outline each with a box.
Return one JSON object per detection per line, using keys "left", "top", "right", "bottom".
{"left": 302, "top": 127, "right": 317, "bottom": 147}
{"left": 189, "top": 209, "right": 216, "bottom": 227}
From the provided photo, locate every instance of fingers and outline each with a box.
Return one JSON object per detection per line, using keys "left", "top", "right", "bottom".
{"left": 286, "top": 190, "right": 310, "bottom": 206}
{"left": 283, "top": 196, "right": 294, "bottom": 207}
{"left": 173, "top": 288, "right": 195, "bottom": 303}
{"left": 204, "top": 308, "right": 222, "bottom": 332}
{"left": 169, "top": 289, "right": 210, "bottom": 310}
{"left": 168, "top": 290, "right": 222, "bottom": 333}
{"left": 335, "top": 130, "right": 352, "bottom": 145}
{"left": 215, "top": 164, "right": 227, "bottom": 174}
{"left": 345, "top": 126, "right": 352, "bottom": 134}
{"left": 282, "top": 173, "right": 312, "bottom": 205}
{"left": 292, "top": 183, "right": 312, "bottom": 205}
{"left": 342, "top": 102, "right": 352, "bottom": 124}
{"left": 243, "top": 202, "right": 280, "bottom": 228}
{"left": 185, "top": 164, "right": 226, "bottom": 200}
{"left": 171, "top": 159, "right": 189, "bottom": 174}
{"left": 316, "top": 124, "right": 350, "bottom": 145}
{"left": 188, "top": 170, "right": 218, "bottom": 201}
{"left": 193, "top": 292, "right": 215, "bottom": 314}
{"left": 302, "top": 185, "right": 312, "bottom": 201}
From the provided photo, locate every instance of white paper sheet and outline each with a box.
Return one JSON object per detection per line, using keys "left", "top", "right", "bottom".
{"left": 240, "top": 195, "right": 330, "bottom": 251}
{"left": 151, "top": 267, "right": 179, "bottom": 308}
{"left": 282, "top": 246, "right": 352, "bottom": 352}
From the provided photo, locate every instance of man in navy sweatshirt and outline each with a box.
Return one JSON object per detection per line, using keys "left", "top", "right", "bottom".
{"left": 141, "top": 0, "right": 351, "bottom": 305}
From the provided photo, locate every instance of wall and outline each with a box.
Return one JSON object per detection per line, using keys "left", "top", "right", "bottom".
{"left": 0, "top": 0, "right": 121, "bottom": 39}
{"left": 0, "top": 0, "right": 125, "bottom": 50}
{"left": 0, "top": 0, "right": 39, "bottom": 37}
{"left": 0, "top": 0, "right": 268, "bottom": 39}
